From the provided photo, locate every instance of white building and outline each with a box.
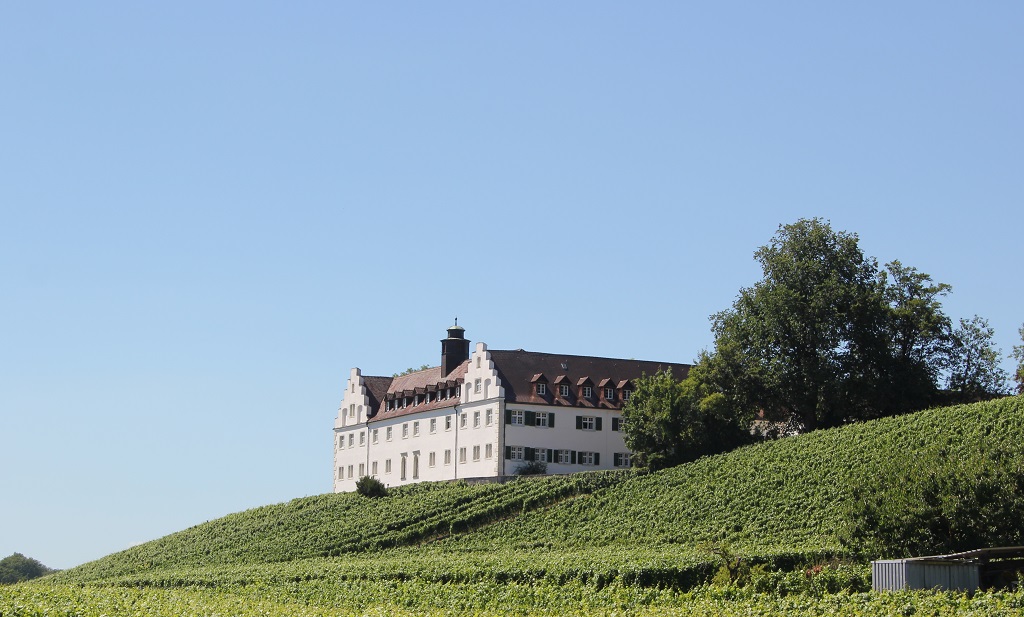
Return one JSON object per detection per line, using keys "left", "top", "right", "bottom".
{"left": 333, "top": 325, "right": 689, "bottom": 492}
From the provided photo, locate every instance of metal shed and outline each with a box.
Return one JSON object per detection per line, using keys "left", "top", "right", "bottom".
{"left": 872, "top": 547, "right": 1024, "bottom": 592}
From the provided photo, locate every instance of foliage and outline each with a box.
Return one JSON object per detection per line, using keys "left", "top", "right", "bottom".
{"left": 393, "top": 364, "right": 432, "bottom": 377}
{"left": 622, "top": 366, "right": 753, "bottom": 471}
{"left": 1015, "top": 323, "right": 1024, "bottom": 395}
{"left": 708, "top": 218, "right": 953, "bottom": 431}
{"left": 0, "top": 553, "right": 52, "bottom": 585}
{"left": 947, "top": 315, "right": 1009, "bottom": 400}
{"left": 514, "top": 460, "right": 548, "bottom": 475}
{"left": 354, "top": 475, "right": 387, "bottom": 498}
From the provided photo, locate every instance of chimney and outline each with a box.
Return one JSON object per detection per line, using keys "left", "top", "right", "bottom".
{"left": 441, "top": 322, "right": 470, "bottom": 377}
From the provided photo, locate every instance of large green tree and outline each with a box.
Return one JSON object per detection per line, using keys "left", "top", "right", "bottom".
{"left": 621, "top": 363, "right": 752, "bottom": 471}
{"left": 947, "top": 315, "right": 1009, "bottom": 401}
{"left": 708, "top": 218, "right": 951, "bottom": 432}
{"left": 0, "top": 553, "right": 53, "bottom": 585}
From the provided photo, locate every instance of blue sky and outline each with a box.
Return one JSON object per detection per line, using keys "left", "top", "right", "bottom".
{"left": 1, "top": 3, "right": 1021, "bottom": 570}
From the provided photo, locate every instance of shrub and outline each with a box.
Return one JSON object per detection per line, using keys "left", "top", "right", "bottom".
{"left": 355, "top": 476, "right": 387, "bottom": 498}
{"left": 515, "top": 460, "right": 547, "bottom": 475}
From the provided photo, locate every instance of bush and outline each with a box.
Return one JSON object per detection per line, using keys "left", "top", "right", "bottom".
{"left": 355, "top": 476, "right": 387, "bottom": 498}
{"left": 515, "top": 460, "right": 547, "bottom": 475}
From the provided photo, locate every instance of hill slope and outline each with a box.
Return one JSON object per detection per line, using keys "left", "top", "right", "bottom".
{"left": 60, "top": 396, "right": 1024, "bottom": 585}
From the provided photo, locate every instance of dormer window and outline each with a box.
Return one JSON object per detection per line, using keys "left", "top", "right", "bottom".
{"left": 604, "top": 387, "right": 615, "bottom": 400}
{"left": 559, "top": 384, "right": 570, "bottom": 397}
{"left": 623, "top": 389, "right": 632, "bottom": 401}
{"left": 582, "top": 386, "right": 593, "bottom": 398}
{"left": 537, "top": 383, "right": 547, "bottom": 395}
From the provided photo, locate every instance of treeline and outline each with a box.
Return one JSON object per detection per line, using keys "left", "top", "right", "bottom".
{"left": 624, "top": 218, "right": 1023, "bottom": 470}
{"left": 0, "top": 553, "right": 53, "bottom": 585}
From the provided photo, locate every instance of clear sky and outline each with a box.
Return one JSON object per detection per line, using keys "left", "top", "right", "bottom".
{"left": 1, "top": 3, "right": 1021, "bottom": 570}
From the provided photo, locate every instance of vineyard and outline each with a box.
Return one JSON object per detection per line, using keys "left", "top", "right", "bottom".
{"left": 4, "top": 396, "right": 1024, "bottom": 615}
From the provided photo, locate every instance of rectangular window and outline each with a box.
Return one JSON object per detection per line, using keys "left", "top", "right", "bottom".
{"left": 372, "top": 461, "right": 378, "bottom": 475}
{"left": 485, "top": 443, "right": 493, "bottom": 459}
{"left": 348, "top": 434, "right": 354, "bottom": 447}
{"left": 459, "top": 447, "right": 467, "bottom": 463}
{"left": 385, "top": 459, "right": 392, "bottom": 474}
{"left": 473, "top": 445, "right": 480, "bottom": 460}
{"left": 372, "top": 429, "right": 379, "bottom": 443}
{"left": 402, "top": 423, "right": 409, "bottom": 438}
{"left": 511, "top": 410, "right": 525, "bottom": 425}
{"left": 358, "top": 463, "right": 365, "bottom": 476}
{"left": 576, "top": 415, "right": 602, "bottom": 431}
{"left": 557, "top": 449, "right": 573, "bottom": 464}
{"left": 337, "top": 466, "right": 343, "bottom": 479}
{"left": 559, "top": 384, "right": 570, "bottom": 397}
{"left": 582, "top": 386, "right": 593, "bottom": 398}
{"left": 338, "top": 436, "right": 344, "bottom": 450}
{"left": 347, "top": 464, "right": 354, "bottom": 478}
{"left": 474, "top": 378, "right": 481, "bottom": 393}
{"left": 535, "top": 448, "right": 550, "bottom": 463}
{"left": 349, "top": 404, "right": 355, "bottom": 418}
{"left": 413, "top": 421, "right": 420, "bottom": 436}
{"left": 581, "top": 416, "right": 595, "bottom": 431}
{"left": 579, "top": 451, "right": 596, "bottom": 465}
{"left": 412, "top": 453, "right": 419, "bottom": 479}
{"left": 386, "top": 427, "right": 393, "bottom": 441}
{"left": 429, "top": 451, "right": 436, "bottom": 467}
{"left": 430, "top": 418, "right": 437, "bottom": 433}
{"left": 536, "top": 412, "right": 550, "bottom": 428}
{"left": 623, "top": 390, "right": 632, "bottom": 401}
{"left": 445, "top": 449, "right": 452, "bottom": 465}
{"left": 614, "top": 453, "right": 632, "bottom": 468}
{"left": 510, "top": 446, "right": 524, "bottom": 460}
{"left": 612, "top": 417, "right": 621, "bottom": 432}
{"left": 461, "top": 413, "right": 468, "bottom": 428}
{"left": 537, "top": 383, "right": 547, "bottom": 395}
{"left": 486, "top": 409, "right": 493, "bottom": 426}
{"left": 605, "top": 387, "right": 615, "bottom": 400}
{"left": 446, "top": 416, "right": 452, "bottom": 431}
{"left": 359, "top": 431, "right": 365, "bottom": 445}
{"left": 473, "top": 411, "right": 480, "bottom": 428}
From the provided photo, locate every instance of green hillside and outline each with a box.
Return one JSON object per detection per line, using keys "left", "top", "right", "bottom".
{"left": 22, "top": 397, "right": 1024, "bottom": 615}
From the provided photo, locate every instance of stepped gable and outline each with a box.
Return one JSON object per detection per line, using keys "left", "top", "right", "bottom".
{"left": 370, "top": 362, "right": 468, "bottom": 423}
{"left": 488, "top": 349, "right": 690, "bottom": 409}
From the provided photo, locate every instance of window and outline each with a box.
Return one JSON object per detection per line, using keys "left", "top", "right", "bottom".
{"left": 581, "top": 416, "right": 596, "bottom": 431}
{"left": 385, "top": 459, "right": 392, "bottom": 474}
{"left": 338, "top": 436, "right": 344, "bottom": 450}
{"left": 358, "top": 463, "right": 365, "bottom": 476}
{"left": 612, "top": 417, "right": 621, "bottom": 432}
{"left": 347, "top": 464, "right": 354, "bottom": 478}
{"left": 430, "top": 418, "right": 437, "bottom": 433}
{"left": 349, "top": 404, "right": 355, "bottom": 418}
{"left": 582, "top": 386, "right": 593, "bottom": 398}
{"left": 386, "top": 427, "right": 393, "bottom": 441}
{"left": 605, "top": 387, "right": 615, "bottom": 400}
{"left": 536, "top": 412, "right": 550, "bottom": 428}
{"left": 476, "top": 356, "right": 481, "bottom": 368}
{"left": 623, "top": 389, "right": 632, "bottom": 401}
{"left": 474, "top": 378, "right": 481, "bottom": 393}
{"left": 559, "top": 384, "right": 570, "bottom": 397}
{"left": 455, "top": 385, "right": 461, "bottom": 397}
{"left": 351, "top": 383, "right": 355, "bottom": 393}
{"left": 486, "top": 409, "right": 493, "bottom": 426}
{"left": 372, "top": 429, "right": 379, "bottom": 444}
{"left": 579, "top": 451, "right": 597, "bottom": 465}
{"left": 445, "top": 449, "right": 452, "bottom": 465}
{"left": 348, "top": 434, "right": 354, "bottom": 447}
{"left": 413, "top": 421, "right": 420, "bottom": 436}
{"left": 614, "top": 453, "right": 632, "bottom": 468}
{"left": 509, "top": 446, "right": 524, "bottom": 461}
{"left": 537, "top": 383, "right": 547, "bottom": 395}
{"left": 402, "top": 423, "right": 409, "bottom": 438}
{"left": 459, "top": 447, "right": 467, "bottom": 463}
{"left": 473, "top": 411, "right": 480, "bottom": 428}
{"left": 412, "top": 453, "right": 419, "bottom": 479}
{"left": 445, "top": 416, "right": 452, "bottom": 431}
{"left": 511, "top": 410, "right": 525, "bottom": 425}
{"left": 337, "top": 466, "right": 343, "bottom": 479}
{"left": 577, "top": 415, "right": 602, "bottom": 431}
{"left": 401, "top": 456, "right": 407, "bottom": 480}
{"left": 460, "top": 413, "right": 468, "bottom": 428}
{"left": 473, "top": 445, "right": 480, "bottom": 461}
{"left": 429, "top": 452, "right": 436, "bottom": 467}
{"left": 359, "top": 431, "right": 365, "bottom": 445}
{"left": 557, "top": 449, "right": 573, "bottom": 464}
{"left": 535, "top": 448, "right": 550, "bottom": 463}
{"left": 485, "top": 443, "right": 493, "bottom": 459}
{"left": 372, "top": 461, "right": 378, "bottom": 475}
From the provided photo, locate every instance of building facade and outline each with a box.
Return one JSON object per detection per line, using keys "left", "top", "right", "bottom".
{"left": 333, "top": 325, "right": 688, "bottom": 492}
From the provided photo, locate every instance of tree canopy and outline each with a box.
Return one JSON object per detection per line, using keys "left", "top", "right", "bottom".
{"left": 947, "top": 315, "right": 1009, "bottom": 401}
{"left": 0, "top": 553, "right": 53, "bottom": 585}
{"left": 707, "top": 218, "right": 953, "bottom": 432}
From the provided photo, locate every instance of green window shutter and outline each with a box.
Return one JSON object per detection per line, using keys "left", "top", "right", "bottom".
{"left": 594, "top": 452, "right": 600, "bottom": 466}
{"left": 505, "top": 446, "right": 512, "bottom": 460}
{"left": 547, "top": 449, "right": 554, "bottom": 462}
{"left": 612, "top": 417, "right": 620, "bottom": 432}
{"left": 596, "top": 417, "right": 603, "bottom": 431}
{"left": 526, "top": 411, "right": 536, "bottom": 426}
{"left": 571, "top": 450, "right": 577, "bottom": 464}
{"left": 549, "top": 413, "right": 555, "bottom": 428}
{"left": 525, "top": 447, "right": 535, "bottom": 461}
{"left": 614, "top": 453, "right": 622, "bottom": 467}
{"left": 505, "top": 409, "right": 512, "bottom": 424}
{"left": 576, "top": 416, "right": 583, "bottom": 430}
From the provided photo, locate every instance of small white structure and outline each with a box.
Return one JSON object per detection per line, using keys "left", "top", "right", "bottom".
{"left": 333, "top": 324, "right": 688, "bottom": 492}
